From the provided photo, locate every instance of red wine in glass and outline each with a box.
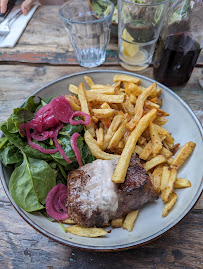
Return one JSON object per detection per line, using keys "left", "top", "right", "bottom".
{"left": 153, "top": 33, "right": 201, "bottom": 87}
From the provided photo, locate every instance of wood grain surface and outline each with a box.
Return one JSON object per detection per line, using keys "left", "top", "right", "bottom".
{"left": 0, "top": 5, "right": 202, "bottom": 269}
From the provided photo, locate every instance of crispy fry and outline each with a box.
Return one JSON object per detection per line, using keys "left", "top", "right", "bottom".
{"left": 84, "top": 75, "right": 94, "bottom": 88}
{"left": 129, "top": 93, "right": 137, "bottom": 104}
{"left": 160, "top": 166, "right": 170, "bottom": 192}
{"left": 108, "top": 119, "right": 128, "bottom": 149}
{"left": 123, "top": 210, "right": 139, "bottom": 232}
{"left": 162, "top": 192, "right": 177, "bottom": 217}
{"left": 89, "top": 88, "right": 115, "bottom": 95}
{"left": 96, "top": 127, "right": 104, "bottom": 147}
{"left": 153, "top": 117, "right": 168, "bottom": 125}
{"left": 78, "top": 83, "right": 95, "bottom": 137}
{"left": 111, "top": 218, "right": 124, "bottom": 228}
{"left": 69, "top": 84, "right": 78, "bottom": 95}
{"left": 126, "top": 83, "right": 157, "bottom": 131}
{"left": 113, "top": 75, "right": 141, "bottom": 84}
{"left": 92, "top": 108, "right": 115, "bottom": 118}
{"left": 112, "top": 109, "right": 157, "bottom": 183}
{"left": 151, "top": 165, "right": 163, "bottom": 193}
{"left": 161, "top": 168, "right": 177, "bottom": 203}
{"left": 100, "top": 102, "right": 111, "bottom": 109}
{"left": 149, "top": 123, "right": 162, "bottom": 156}
{"left": 174, "top": 178, "right": 191, "bottom": 189}
{"left": 143, "top": 155, "right": 166, "bottom": 171}
{"left": 91, "top": 84, "right": 111, "bottom": 90}
{"left": 171, "top": 141, "right": 196, "bottom": 170}
{"left": 86, "top": 92, "right": 125, "bottom": 103}
{"left": 139, "top": 141, "right": 152, "bottom": 160}
{"left": 84, "top": 130, "right": 119, "bottom": 160}
{"left": 65, "top": 95, "right": 81, "bottom": 111}
{"left": 101, "top": 113, "right": 124, "bottom": 150}
{"left": 160, "top": 147, "right": 173, "bottom": 159}
{"left": 134, "top": 145, "right": 143, "bottom": 155}
{"left": 67, "top": 225, "right": 107, "bottom": 237}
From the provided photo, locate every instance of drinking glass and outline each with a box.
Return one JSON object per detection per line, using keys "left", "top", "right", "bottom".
{"left": 59, "top": 0, "right": 114, "bottom": 68}
{"left": 118, "top": 0, "right": 170, "bottom": 71}
{"left": 153, "top": 0, "right": 203, "bottom": 87}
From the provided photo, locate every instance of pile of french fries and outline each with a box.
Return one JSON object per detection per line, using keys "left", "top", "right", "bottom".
{"left": 64, "top": 74, "right": 196, "bottom": 237}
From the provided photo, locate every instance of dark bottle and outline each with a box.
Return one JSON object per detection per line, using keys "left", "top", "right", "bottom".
{"left": 153, "top": 33, "right": 201, "bottom": 87}
{"left": 152, "top": 0, "right": 203, "bottom": 87}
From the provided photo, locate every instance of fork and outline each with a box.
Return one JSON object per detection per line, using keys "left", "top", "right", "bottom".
{"left": 0, "top": 10, "right": 22, "bottom": 41}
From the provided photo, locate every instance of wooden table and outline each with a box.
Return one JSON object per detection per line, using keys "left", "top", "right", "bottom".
{"left": 0, "top": 6, "right": 202, "bottom": 269}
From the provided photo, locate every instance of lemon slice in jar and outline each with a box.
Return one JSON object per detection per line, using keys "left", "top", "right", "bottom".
{"left": 122, "top": 29, "right": 139, "bottom": 57}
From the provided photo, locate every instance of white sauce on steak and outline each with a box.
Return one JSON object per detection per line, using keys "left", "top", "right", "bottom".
{"left": 80, "top": 159, "right": 119, "bottom": 223}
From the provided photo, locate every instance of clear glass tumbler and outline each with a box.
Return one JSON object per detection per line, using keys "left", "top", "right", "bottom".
{"left": 59, "top": 0, "right": 115, "bottom": 68}
{"left": 118, "top": 0, "right": 170, "bottom": 71}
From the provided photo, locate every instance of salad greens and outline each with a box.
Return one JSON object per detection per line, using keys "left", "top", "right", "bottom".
{"left": 0, "top": 96, "right": 94, "bottom": 212}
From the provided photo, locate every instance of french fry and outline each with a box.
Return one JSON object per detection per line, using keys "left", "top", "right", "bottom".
{"left": 96, "top": 127, "right": 104, "bottom": 147}
{"left": 67, "top": 225, "right": 107, "bottom": 237}
{"left": 160, "top": 147, "right": 173, "bottom": 159}
{"left": 174, "top": 178, "right": 191, "bottom": 189}
{"left": 143, "top": 155, "right": 166, "bottom": 171}
{"left": 108, "top": 119, "right": 128, "bottom": 149}
{"left": 149, "top": 123, "right": 162, "bottom": 156}
{"left": 89, "top": 88, "right": 115, "bottom": 95}
{"left": 126, "top": 83, "right": 157, "bottom": 131}
{"left": 112, "top": 109, "right": 157, "bottom": 183}
{"left": 113, "top": 74, "right": 141, "bottom": 84}
{"left": 145, "top": 100, "right": 160, "bottom": 109}
{"left": 86, "top": 92, "right": 125, "bottom": 103}
{"left": 160, "top": 166, "right": 170, "bottom": 191}
{"left": 139, "top": 141, "right": 152, "bottom": 160}
{"left": 129, "top": 93, "right": 137, "bottom": 104}
{"left": 151, "top": 165, "right": 163, "bottom": 193}
{"left": 111, "top": 218, "right": 124, "bottom": 228}
{"left": 77, "top": 83, "right": 95, "bottom": 137}
{"left": 161, "top": 168, "right": 177, "bottom": 203}
{"left": 92, "top": 108, "right": 115, "bottom": 118}
{"left": 84, "top": 130, "right": 120, "bottom": 160}
{"left": 134, "top": 145, "right": 144, "bottom": 155}
{"left": 65, "top": 95, "right": 81, "bottom": 111}
{"left": 123, "top": 210, "right": 139, "bottom": 232}
{"left": 121, "top": 98, "right": 135, "bottom": 116}
{"left": 167, "top": 157, "right": 174, "bottom": 166}
{"left": 100, "top": 102, "right": 111, "bottom": 109}
{"left": 69, "top": 84, "right": 78, "bottom": 95}
{"left": 162, "top": 192, "right": 177, "bottom": 217}
{"left": 153, "top": 117, "right": 168, "bottom": 125}
{"left": 101, "top": 113, "right": 124, "bottom": 150}
{"left": 170, "top": 141, "right": 196, "bottom": 170}
{"left": 91, "top": 84, "right": 112, "bottom": 90}
{"left": 84, "top": 75, "right": 94, "bottom": 88}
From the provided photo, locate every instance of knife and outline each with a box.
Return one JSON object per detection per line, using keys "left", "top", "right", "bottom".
{"left": 0, "top": 0, "right": 18, "bottom": 23}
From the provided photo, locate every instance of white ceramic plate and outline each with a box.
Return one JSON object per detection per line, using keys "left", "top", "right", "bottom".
{"left": 1, "top": 70, "right": 203, "bottom": 251}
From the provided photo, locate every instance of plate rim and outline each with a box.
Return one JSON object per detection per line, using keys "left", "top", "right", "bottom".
{"left": 0, "top": 69, "right": 203, "bottom": 251}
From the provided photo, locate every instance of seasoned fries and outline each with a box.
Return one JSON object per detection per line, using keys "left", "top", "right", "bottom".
{"left": 112, "top": 109, "right": 157, "bottom": 183}
{"left": 171, "top": 141, "right": 196, "bottom": 169}
{"left": 123, "top": 210, "right": 139, "bottom": 232}
{"left": 64, "top": 74, "right": 196, "bottom": 234}
{"left": 67, "top": 225, "right": 107, "bottom": 237}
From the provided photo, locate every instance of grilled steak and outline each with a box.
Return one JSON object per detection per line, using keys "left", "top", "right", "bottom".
{"left": 67, "top": 154, "right": 158, "bottom": 227}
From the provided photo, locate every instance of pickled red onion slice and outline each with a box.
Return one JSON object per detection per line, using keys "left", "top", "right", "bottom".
{"left": 45, "top": 183, "right": 68, "bottom": 221}
{"left": 50, "top": 96, "right": 73, "bottom": 123}
{"left": 31, "top": 131, "right": 54, "bottom": 141}
{"left": 71, "top": 132, "right": 82, "bottom": 167}
{"left": 53, "top": 127, "right": 72, "bottom": 164}
{"left": 26, "top": 125, "right": 58, "bottom": 154}
{"left": 69, "top": 111, "right": 91, "bottom": 126}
